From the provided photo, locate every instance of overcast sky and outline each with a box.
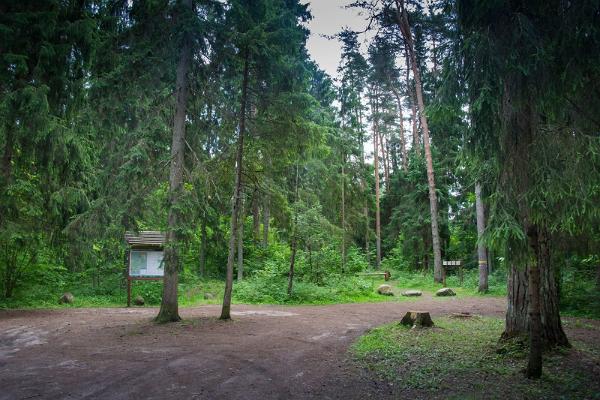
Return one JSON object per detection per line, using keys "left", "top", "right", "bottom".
{"left": 304, "top": 0, "right": 370, "bottom": 79}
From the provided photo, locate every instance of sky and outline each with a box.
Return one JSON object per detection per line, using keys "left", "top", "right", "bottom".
{"left": 304, "top": 0, "right": 370, "bottom": 79}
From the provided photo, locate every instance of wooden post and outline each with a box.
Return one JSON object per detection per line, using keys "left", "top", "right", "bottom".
{"left": 127, "top": 277, "right": 131, "bottom": 307}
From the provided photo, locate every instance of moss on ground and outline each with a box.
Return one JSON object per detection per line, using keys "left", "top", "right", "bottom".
{"left": 351, "top": 317, "right": 600, "bottom": 399}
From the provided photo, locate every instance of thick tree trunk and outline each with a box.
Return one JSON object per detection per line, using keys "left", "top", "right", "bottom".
{"left": 373, "top": 101, "right": 382, "bottom": 268}
{"left": 220, "top": 49, "right": 250, "bottom": 320}
{"left": 396, "top": 1, "right": 443, "bottom": 283}
{"left": 475, "top": 182, "right": 488, "bottom": 292}
{"left": 503, "top": 249, "right": 570, "bottom": 348}
{"left": 526, "top": 226, "right": 543, "bottom": 379}
{"left": 156, "top": 0, "right": 193, "bottom": 323}
{"left": 199, "top": 216, "right": 207, "bottom": 277}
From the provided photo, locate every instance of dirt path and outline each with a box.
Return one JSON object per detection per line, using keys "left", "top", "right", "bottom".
{"left": 0, "top": 297, "right": 506, "bottom": 400}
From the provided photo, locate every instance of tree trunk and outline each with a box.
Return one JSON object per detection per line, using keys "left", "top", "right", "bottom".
{"left": 503, "top": 238, "right": 570, "bottom": 348}
{"left": 199, "top": 216, "right": 207, "bottom": 277}
{"left": 252, "top": 189, "right": 260, "bottom": 243}
{"left": 396, "top": 1, "right": 443, "bottom": 283}
{"left": 237, "top": 194, "right": 244, "bottom": 281}
{"left": 220, "top": 49, "right": 249, "bottom": 320}
{"left": 404, "top": 48, "right": 419, "bottom": 153}
{"left": 155, "top": 0, "right": 193, "bottom": 323}
{"left": 262, "top": 193, "right": 270, "bottom": 248}
{"left": 475, "top": 182, "right": 488, "bottom": 292}
{"left": 391, "top": 87, "right": 408, "bottom": 171}
{"left": 379, "top": 130, "right": 390, "bottom": 186}
{"left": 288, "top": 163, "right": 300, "bottom": 295}
{"left": 341, "top": 157, "right": 346, "bottom": 273}
{"left": 526, "top": 226, "right": 543, "bottom": 379}
{"left": 358, "top": 107, "right": 370, "bottom": 265}
{"left": 373, "top": 99, "right": 382, "bottom": 268}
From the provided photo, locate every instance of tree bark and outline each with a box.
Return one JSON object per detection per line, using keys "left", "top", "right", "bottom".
{"left": 526, "top": 226, "right": 543, "bottom": 379}
{"left": 341, "top": 157, "right": 346, "bottom": 273}
{"left": 237, "top": 194, "right": 244, "bottom": 281}
{"left": 288, "top": 162, "right": 300, "bottom": 295}
{"left": 199, "top": 216, "right": 207, "bottom": 277}
{"left": 475, "top": 182, "right": 488, "bottom": 292}
{"left": 404, "top": 48, "right": 419, "bottom": 153}
{"left": 373, "top": 98, "right": 382, "bottom": 268}
{"left": 156, "top": 0, "right": 193, "bottom": 323}
{"left": 262, "top": 192, "right": 270, "bottom": 248}
{"left": 391, "top": 87, "right": 408, "bottom": 171}
{"left": 358, "top": 107, "right": 370, "bottom": 264}
{"left": 396, "top": 0, "right": 443, "bottom": 283}
{"left": 379, "top": 129, "right": 390, "bottom": 186}
{"left": 252, "top": 189, "right": 260, "bottom": 243}
{"left": 220, "top": 49, "right": 250, "bottom": 320}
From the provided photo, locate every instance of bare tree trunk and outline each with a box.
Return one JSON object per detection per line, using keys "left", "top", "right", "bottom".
{"left": 396, "top": 0, "right": 443, "bottom": 283}
{"left": 220, "top": 49, "right": 250, "bottom": 320}
{"left": 475, "top": 182, "right": 488, "bottom": 292}
{"left": 199, "top": 216, "right": 207, "bottom": 277}
{"left": 262, "top": 193, "right": 270, "bottom": 247}
{"left": 404, "top": 48, "right": 419, "bottom": 153}
{"left": 341, "top": 157, "right": 346, "bottom": 273}
{"left": 379, "top": 130, "right": 390, "bottom": 186}
{"left": 357, "top": 106, "right": 370, "bottom": 264}
{"left": 373, "top": 99, "right": 382, "bottom": 268}
{"left": 252, "top": 189, "right": 260, "bottom": 243}
{"left": 156, "top": 0, "right": 193, "bottom": 323}
{"left": 237, "top": 194, "right": 244, "bottom": 281}
{"left": 391, "top": 87, "right": 408, "bottom": 171}
{"left": 288, "top": 163, "right": 300, "bottom": 295}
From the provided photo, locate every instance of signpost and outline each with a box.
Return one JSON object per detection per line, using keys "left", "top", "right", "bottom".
{"left": 124, "top": 231, "right": 166, "bottom": 307}
{"left": 442, "top": 260, "right": 462, "bottom": 287}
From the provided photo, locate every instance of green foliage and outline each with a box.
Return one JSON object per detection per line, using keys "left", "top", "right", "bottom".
{"left": 352, "top": 317, "right": 600, "bottom": 399}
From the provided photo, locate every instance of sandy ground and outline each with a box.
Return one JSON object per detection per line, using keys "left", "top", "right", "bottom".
{"left": 1, "top": 296, "right": 511, "bottom": 399}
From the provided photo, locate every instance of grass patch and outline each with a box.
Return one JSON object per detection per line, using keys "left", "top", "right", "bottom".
{"left": 351, "top": 317, "right": 600, "bottom": 399}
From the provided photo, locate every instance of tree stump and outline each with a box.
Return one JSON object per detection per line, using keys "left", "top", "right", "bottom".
{"left": 400, "top": 311, "right": 434, "bottom": 328}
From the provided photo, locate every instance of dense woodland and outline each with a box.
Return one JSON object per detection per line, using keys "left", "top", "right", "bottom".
{"left": 1, "top": 0, "right": 599, "bottom": 379}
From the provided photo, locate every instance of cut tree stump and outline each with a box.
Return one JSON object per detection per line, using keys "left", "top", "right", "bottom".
{"left": 400, "top": 311, "right": 434, "bottom": 328}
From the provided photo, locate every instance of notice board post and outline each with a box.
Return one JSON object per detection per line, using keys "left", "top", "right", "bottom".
{"left": 124, "top": 231, "right": 166, "bottom": 307}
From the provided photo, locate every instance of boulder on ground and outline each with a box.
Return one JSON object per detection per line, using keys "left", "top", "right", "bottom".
{"left": 436, "top": 288, "right": 456, "bottom": 297}
{"left": 400, "top": 311, "right": 434, "bottom": 328}
{"left": 401, "top": 290, "right": 422, "bottom": 297}
{"left": 58, "top": 292, "right": 74, "bottom": 304}
{"left": 203, "top": 293, "right": 215, "bottom": 300}
{"left": 133, "top": 295, "right": 145, "bottom": 306}
{"left": 377, "top": 284, "right": 394, "bottom": 296}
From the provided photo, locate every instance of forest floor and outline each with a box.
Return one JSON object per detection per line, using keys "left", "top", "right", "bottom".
{"left": 1, "top": 295, "right": 598, "bottom": 399}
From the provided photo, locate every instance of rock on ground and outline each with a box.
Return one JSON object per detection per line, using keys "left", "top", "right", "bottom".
{"left": 436, "top": 288, "right": 456, "bottom": 297}
{"left": 377, "top": 284, "right": 394, "bottom": 296}
{"left": 204, "top": 293, "right": 215, "bottom": 300}
{"left": 58, "top": 292, "right": 74, "bottom": 304}
{"left": 133, "top": 295, "right": 145, "bottom": 306}
{"left": 401, "top": 290, "right": 422, "bottom": 297}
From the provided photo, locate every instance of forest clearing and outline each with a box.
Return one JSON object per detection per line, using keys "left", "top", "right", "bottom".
{"left": 2, "top": 298, "right": 599, "bottom": 400}
{"left": 1, "top": 0, "right": 599, "bottom": 398}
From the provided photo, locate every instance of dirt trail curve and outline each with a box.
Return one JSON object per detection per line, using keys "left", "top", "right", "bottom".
{"left": 0, "top": 297, "right": 505, "bottom": 400}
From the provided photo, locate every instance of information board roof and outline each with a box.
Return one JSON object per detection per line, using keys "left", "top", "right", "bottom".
{"left": 124, "top": 231, "right": 166, "bottom": 247}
